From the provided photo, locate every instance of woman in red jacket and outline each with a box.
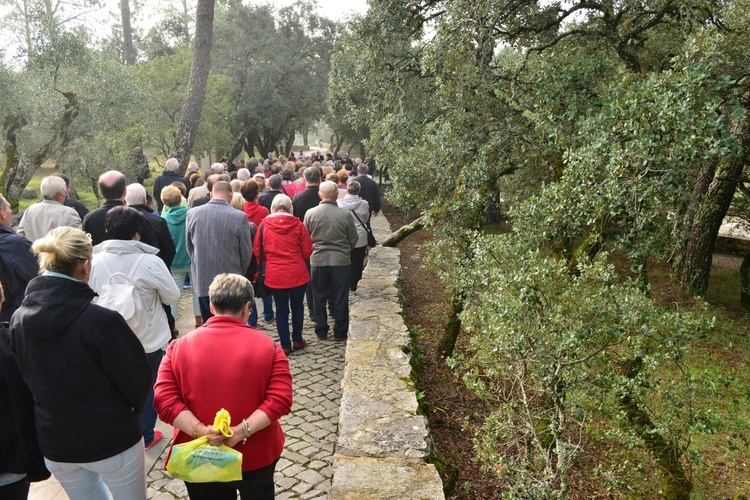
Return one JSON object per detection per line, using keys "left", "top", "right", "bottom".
{"left": 154, "top": 273, "right": 293, "bottom": 499}
{"left": 241, "top": 180, "right": 274, "bottom": 326}
{"left": 254, "top": 194, "right": 314, "bottom": 355}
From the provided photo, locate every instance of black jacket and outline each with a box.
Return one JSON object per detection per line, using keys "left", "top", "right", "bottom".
{"left": 354, "top": 175, "right": 381, "bottom": 214}
{"left": 0, "top": 323, "right": 49, "bottom": 481}
{"left": 10, "top": 276, "right": 150, "bottom": 463}
{"left": 258, "top": 189, "right": 283, "bottom": 212}
{"left": 153, "top": 171, "right": 190, "bottom": 212}
{"left": 0, "top": 226, "right": 38, "bottom": 323}
{"left": 83, "top": 200, "right": 174, "bottom": 268}
{"left": 130, "top": 204, "right": 176, "bottom": 269}
{"left": 292, "top": 185, "right": 321, "bottom": 223}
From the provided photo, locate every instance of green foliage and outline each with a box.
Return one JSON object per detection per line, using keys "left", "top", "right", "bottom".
{"left": 132, "top": 47, "right": 232, "bottom": 163}
{"left": 450, "top": 233, "right": 711, "bottom": 496}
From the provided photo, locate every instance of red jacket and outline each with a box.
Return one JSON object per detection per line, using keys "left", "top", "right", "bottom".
{"left": 254, "top": 212, "right": 313, "bottom": 289}
{"left": 242, "top": 201, "right": 269, "bottom": 229}
{"left": 154, "top": 316, "right": 293, "bottom": 471}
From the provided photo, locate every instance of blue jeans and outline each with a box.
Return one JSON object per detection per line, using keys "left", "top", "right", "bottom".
{"left": 248, "top": 294, "right": 274, "bottom": 326}
{"left": 269, "top": 283, "right": 307, "bottom": 349}
{"left": 311, "top": 265, "right": 350, "bottom": 339}
{"left": 142, "top": 349, "right": 163, "bottom": 446}
{"left": 45, "top": 440, "right": 146, "bottom": 500}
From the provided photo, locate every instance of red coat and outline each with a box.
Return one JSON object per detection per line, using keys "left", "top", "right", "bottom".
{"left": 254, "top": 212, "right": 313, "bottom": 289}
{"left": 242, "top": 201, "right": 269, "bottom": 229}
{"left": 154, "top": 316, "right": 293, "bottom": 471}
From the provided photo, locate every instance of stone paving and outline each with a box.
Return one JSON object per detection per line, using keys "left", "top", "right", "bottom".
{"left": 30, "top": 288, "right": 347, "bottom": 499}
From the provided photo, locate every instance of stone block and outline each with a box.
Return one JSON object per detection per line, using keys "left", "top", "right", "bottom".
{"left": 329, "top": 457, "right": 444, "bottom": 500}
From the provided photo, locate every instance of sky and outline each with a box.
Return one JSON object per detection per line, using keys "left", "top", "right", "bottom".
{"left": 0, "top": 0, "right": 369, "bottom": 64}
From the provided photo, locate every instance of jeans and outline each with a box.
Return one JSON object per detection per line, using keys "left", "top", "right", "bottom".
{"left": 44, "top": 440, "right": 146, "bottom": 500}
{"left": 169, "top": 269, "right": 199, "bottom": 318}
{"left": 183, "top": 459, "right": 277, "bottom": 500}
{"left": 142, "top": 349, "right": 163, "bottom": 446}
{"left": 311, "top": 265, "right": 350, "bottom": 339}
{"left": 269, "top": 283, "right": 307, "bottom": 349}
{"left": 248, "top": 294, "right": 274, "bottom": 326}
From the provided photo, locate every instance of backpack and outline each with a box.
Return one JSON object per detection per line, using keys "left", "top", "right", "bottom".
{"left": 95, "top": 254, "right": 150, "bottom": 335}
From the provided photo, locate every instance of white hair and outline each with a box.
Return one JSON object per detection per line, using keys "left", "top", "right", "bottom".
{"left": 187, "top": 162, "right": 199, "bottom": 172}
{"left": 40, "top": 176, "right": 67, "bottom": 200}
{"left": 211, "top": 162, "right": 225, "bottom": 174}
{"left": 319, "top": 181, "right": 339, "bottom": 200}
{"left": 270, "top": 194, "right": 293, "bottom": 214}
{"left": 165, "top": 157, "right": 179, "bottom": 172}
{"left": 125, "top": 183, "right": 147, "bottom": 206}
{"left": 236, "top": 168, "right": 251, "bottom": 181}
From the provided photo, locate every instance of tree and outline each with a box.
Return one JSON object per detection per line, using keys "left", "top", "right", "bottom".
{"left": 119, "top": 0, "right": 135, "bottom": 64}
{"left": 170, "top": 0, "right": 214, "bottom": 172}
{"left": 212, "top": 0, "right": 338, "bottom": 159}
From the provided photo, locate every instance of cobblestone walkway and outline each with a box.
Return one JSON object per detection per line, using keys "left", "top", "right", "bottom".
{"left": 31, "top": 289, "right": 346, "bottom": 499}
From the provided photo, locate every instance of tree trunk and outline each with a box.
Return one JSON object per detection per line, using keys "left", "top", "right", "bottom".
{"left": 676, "top": 119, "right": 749, "bottom": 296}
{"left": 437, "top": 289, "right": 463, "bottom": 359}
{"left": 284, "top": 132, "right": 295, "bottom": 157}
{"left": 120, "top": 0, "right": 136, "bottom": 65}
{"left": 619, "top": 357, "right": 692, "bottom": 499}
{"left": 381, "top": 215, "right": 426, "bottom": 247}
{"left": 170, "top": 0, "right": 215, "bottom": 174}
{"left": 677, "top": 157, "right": 745, "bottom": 296}
{"left": 1, "top": 91, "right": 79, "bottom": 209}
{"left": 740, "top": 251, "right": 750, "bottom": 311}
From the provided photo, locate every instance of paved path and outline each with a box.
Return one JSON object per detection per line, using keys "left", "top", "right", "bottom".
{"left": 31, "top": 288, "right": 347, "bottom": 499}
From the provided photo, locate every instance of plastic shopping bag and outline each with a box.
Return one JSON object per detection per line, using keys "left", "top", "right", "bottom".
{"left": 166, "top": 409, "right": 242, "bottom": 483}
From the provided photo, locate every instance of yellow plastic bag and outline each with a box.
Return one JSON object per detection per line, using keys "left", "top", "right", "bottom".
{"left": 167, "top": 409, "right": 242, "bottom": 483}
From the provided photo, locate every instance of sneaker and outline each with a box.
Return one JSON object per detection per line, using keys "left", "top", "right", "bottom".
{"left": 144, "top": 430, "right": 163, "bottom": 450}
{"left": 292, "top": 339, "right": 307, "bottom": 351}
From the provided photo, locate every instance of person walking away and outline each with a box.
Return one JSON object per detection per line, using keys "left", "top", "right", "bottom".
{"left": 255, "top": 195, "right": 313, "bottom": 355}
{"left": 154, "top": 273, "right": 293, "bottom": 500}
{"left": 304, "top": 181, "right": 358, "bottom": 341}
{"left": 89, "top": 206, "right": 180, "bottom": 450}
{"left": 337, "top": 181, "right": 370, "bottom": 292}
{"left": 11, "top": 227, "right": 151, "bottom": 499}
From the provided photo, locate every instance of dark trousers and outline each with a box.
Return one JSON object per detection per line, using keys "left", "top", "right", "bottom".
{"left": 0, "top": 479, "right": 29, "bottom": 500}
{"left": 198, "top": 296, "right": 213, "bottom": 323}
{"left": 311, "top": 265, "right": 350, "bottom": 339}
{"left": 184, "top": 460, "right": 277, "bottom": 500}
{"left": 142, "top": 349, "right": 164, "bottom": 445}
{"left": 350, "top": 246, "right": 367, "bottom": 291}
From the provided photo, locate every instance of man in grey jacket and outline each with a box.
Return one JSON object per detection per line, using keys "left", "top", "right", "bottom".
{"left": 304, "top": 181, "right": 358, "bottom": 341}
{"left": 186, "top": 181, "right": 255, "bottom": 321}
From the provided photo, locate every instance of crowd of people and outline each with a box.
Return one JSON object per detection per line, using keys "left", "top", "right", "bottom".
{"left": 0, "top": 149, "right": 380, "bottom": 499}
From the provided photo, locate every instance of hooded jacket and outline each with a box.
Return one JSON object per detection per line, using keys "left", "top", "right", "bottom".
{"left": 242, "top": 201, "right": 270, "bottom": 229}
{"left": 90, "top": 239, "right": 181, "bottom": 353}
{"left": 10, "top": 275, "right": 150, "bottom": 463}
{"left": 254, "top": 212, "right": 313, "bottom": 289}
{"left": 162, "top": 205, "right": 191, "bottom": 269}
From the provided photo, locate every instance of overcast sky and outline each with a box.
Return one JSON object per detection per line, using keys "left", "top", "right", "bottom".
{"left": 0, "top": 0, "right": 369, "bottom": 64}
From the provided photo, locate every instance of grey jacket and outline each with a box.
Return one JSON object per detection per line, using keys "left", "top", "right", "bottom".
{"left": 304, "top": 201, "right": 358, "bottom": 267}
{"left": 186, "top": 199, "right": 255, "bottom": 296}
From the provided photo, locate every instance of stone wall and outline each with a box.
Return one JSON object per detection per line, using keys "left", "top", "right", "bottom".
{"left": 329, "top": 213, "right": 445, "bottom": 499}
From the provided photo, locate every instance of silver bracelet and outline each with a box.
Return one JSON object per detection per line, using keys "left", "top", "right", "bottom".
{"left": 242, "top": 419, "right": 250, "bottom": 444}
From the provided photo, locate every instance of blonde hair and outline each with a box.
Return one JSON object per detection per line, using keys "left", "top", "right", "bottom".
{"left": 32, "top": 226, "right": 91, "bottom": 275}
{"left": 230, "top": 179, "right": 242, "bottom": 193}
{"left": 230, "top": 192, "right": 245, "bottom": 211}
{"left": 209, "top": 273, "right": 254, "bottom": 313}
{"left": 161, "top": 185, "right": 182, "bottom": 208}
{"left": 337, "top": 169, "right": 349, "bottom": 184}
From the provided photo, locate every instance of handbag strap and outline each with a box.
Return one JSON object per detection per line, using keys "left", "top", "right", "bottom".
{"left": 351, "top": 210, "right": 373, "bottom": 237}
